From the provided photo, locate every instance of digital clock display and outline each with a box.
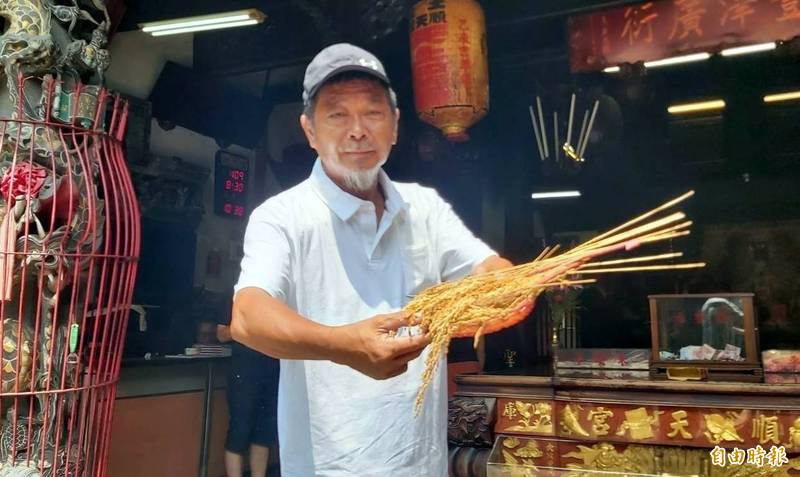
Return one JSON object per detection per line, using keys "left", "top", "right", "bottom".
{"left": 214, "top": 151, "right": 249, "bottom": 219}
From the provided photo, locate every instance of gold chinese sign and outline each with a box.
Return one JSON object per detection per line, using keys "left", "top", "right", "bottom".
{"left": 546, "top": 402, "right": 800, "bottom": 449}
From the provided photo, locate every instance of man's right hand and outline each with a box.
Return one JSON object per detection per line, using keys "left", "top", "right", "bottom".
{"left": 330, "top": 311, "right": 431, "bottom": 380}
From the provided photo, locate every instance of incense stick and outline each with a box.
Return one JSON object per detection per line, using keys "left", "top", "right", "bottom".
{"left": 572, "top": 262, "right": 706, "bottom": 274}
{"left": 537, "top": 278, "right": 597, "bottom": 287}
{"left": 580, "top": 252, "right": 683, "bottom": 268}
{"left": 638, "top": 230, "right": 691, "bottom": 244}
{"left": 575, "top": 191, "right": 695, "bottom": 251}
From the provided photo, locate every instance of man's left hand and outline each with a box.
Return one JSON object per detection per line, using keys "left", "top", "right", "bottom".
{"left": 472, "top": 255, "right": 514, "bottom": 275}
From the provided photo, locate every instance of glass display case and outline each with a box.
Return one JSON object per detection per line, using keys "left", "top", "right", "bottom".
{"left": 648, "top": 293, "right": 761, "bottom": 381}
{"left": 486, "top": 436, "right": 662, "bottom": 477}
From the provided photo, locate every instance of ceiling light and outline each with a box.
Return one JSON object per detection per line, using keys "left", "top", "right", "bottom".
{"left": 139, "top": 9, "right": 265, "bottom": 36}
{"left": 603, "top": 66, "right": 621, "bottom": 73}
{"left": 150, "top": 19, "right": 260, "bottom": 36}
{"left": 531, "top": 190, "right": 581, "bottom": 200}
{"left": 667, "top": 99, "right": 726, "bottom": 115}
{"left": 645, "top": 52, "right": 710, "bottom": 69}
{"left": 763, "top": 90, "right": 800, "bottom": 103}
{"left": 721, "top": 42, "right": 776, "bottom": 57}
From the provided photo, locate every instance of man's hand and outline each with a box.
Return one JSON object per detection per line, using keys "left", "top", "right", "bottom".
{"left": 473, "top": 254, "right": 514, "bottom": 275}
{"left": 470, "top": 255, "right": 534, "bottom": 368}
{"left": 330, "top": 311, "right": 431, "bottom": 380}
{"left": 216, "top": 324, "right": 233, "bottom": 343}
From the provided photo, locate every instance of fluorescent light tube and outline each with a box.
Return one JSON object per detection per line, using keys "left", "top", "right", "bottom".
{"left": 667, "top": 99, "right": 726, "bottom": 114}
{"left": 140, "top": 9, "right": 264, "bottom": 36}
{"left": 721, "top": 42, "right": 776, "bottom": 57}
{"left": 151, "top": 19, "right": 259, "bottom": 36}
{"left": 763, "top": 91, "right": 800, "bottom": 103}
{"left": 603, "top": 66, "right": 621, "bottom": 73}
{"left": 531, "top": 191, "right": 582, "bottom": 199}
{"left": 645, "top": 52, "right": 710, "bottom": 69}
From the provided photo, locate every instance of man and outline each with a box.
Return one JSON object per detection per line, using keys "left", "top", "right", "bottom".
{"left": 231, "top": 43, "right": 528, "bottom": 476}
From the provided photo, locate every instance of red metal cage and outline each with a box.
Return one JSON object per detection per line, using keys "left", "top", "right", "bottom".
{"left": 0, "top": 74, "right": 139, "bottom": 477}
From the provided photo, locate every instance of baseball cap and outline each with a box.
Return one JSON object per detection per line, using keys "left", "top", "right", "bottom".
{"left": 302, "top": 43, "right": 391, "bottom": 104}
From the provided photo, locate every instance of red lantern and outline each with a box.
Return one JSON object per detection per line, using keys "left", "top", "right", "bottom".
{"left": 410, "top": 0, "right": 489, "bottom": 142}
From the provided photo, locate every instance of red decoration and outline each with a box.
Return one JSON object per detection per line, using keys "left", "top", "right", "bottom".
{"left": 693, "top": 310, "right": 704, "bottom": 325}
{"left": 715, "top": 308, "right": 731, "bottom": 324}
{"left": 674, "top": 311, "right": 686, "bottom": 325}
{"left": 1, "top": 162, "right": 47, "bottom": 202}
{"left": 569, "top": 0, "right": 800, "bottom": 72}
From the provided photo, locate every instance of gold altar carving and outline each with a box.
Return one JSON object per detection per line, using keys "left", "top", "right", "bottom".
{"left": 514, "top": 440, "right": 543, "bottom": 459}
{"left": 704, "top": 412, "right": 746, "bottom": 444}
{"left": 615, "top": 407, "right": 663, "bottom": 440}
{"left": 667, "top": 409, "right": 693, "bottom": 439}
{"left": 561, "top": 404, "right": 590, "bottom": 437}
{"left": 502, "top": 401, "right": 553, "bottom": 434}
{"left": 586, "top": 407, "right": 614, "bottom": 436}
{"left": 563, "top": 443, "right": 655, "bottom": 474}
{"left": 503, "top": 437, "right": 520, "bottom": 448}
{"left": 501, "top": 440, "right": 539, "bottom": 476}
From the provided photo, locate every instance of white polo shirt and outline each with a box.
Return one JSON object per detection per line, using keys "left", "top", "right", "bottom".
{"left": 235, "top": 159, "right": 495, "bottom": 477}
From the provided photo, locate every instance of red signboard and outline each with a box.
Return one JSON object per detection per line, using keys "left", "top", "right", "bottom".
{"left": 569, "top": 0, "right": 800, "bottom": 72}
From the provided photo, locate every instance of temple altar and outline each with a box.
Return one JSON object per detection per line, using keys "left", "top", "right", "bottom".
{"left": 447, "top": 371, "right": 800, "bottom": 476}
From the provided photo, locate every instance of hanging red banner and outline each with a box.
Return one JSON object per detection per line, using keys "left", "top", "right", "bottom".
{"left": 569, "top": 0, "right": 800, "bottom": 72}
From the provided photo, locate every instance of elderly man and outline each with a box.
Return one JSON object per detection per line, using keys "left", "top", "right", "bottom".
{"left": 231, "top": 43, "right": 525, "bottom": 476}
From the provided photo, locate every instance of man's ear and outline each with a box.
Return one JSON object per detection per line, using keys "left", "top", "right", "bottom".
{"left": 392, "top": 108, "right": 400, "bottom": 145}
{"left": 300, "top": 114, "right": 317, "bottom": 150}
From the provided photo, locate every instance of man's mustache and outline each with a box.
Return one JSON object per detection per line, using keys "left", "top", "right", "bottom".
{"left": 340, "top": 145, "right": 376, "bottom": 153}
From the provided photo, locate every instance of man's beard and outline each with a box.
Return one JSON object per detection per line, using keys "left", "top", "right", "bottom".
{"left": 327, "top": 156, "right": 387, "bottom": 192}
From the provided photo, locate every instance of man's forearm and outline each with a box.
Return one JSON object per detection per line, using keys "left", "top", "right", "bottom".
{"left": 231, "top": 287, "right": 343, "bottom": 361}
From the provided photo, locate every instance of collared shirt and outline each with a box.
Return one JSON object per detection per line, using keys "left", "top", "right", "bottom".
{"left": 235, "top": 159, "right": 495, "bottom": 477}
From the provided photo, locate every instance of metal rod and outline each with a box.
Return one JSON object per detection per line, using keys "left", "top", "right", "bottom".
{"left": 576, "top": 109, "right": 589, "bottom": 157}
{"left": 579, "top": 100, "right": 600, "bottom": 159}
{"left": 566, "top": 93, "right": 575, "bottom": 147}
{"left": 536, "top": 96, "right": 549, "bottom": 158}
{"left": 553, "top": 111, "right": 559, "bottom": 162}
{"left": 529, "top": 105, "right": 545, "bottom": 160}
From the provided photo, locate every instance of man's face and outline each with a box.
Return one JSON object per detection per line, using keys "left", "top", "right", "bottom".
{"left": 300, "top": 78, "right": 399, "bottom": 192}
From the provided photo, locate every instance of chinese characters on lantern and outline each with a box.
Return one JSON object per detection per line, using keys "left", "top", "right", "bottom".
{"left": 411, "top": 0, "right": 447, "bottom": 31}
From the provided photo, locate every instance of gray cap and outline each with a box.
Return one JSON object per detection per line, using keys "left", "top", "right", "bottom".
{"left": 302, "top": 43, "right": 390, "bottom": 105}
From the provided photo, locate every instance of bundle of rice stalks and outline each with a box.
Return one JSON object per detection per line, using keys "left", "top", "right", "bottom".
{"left": 406, "top": 191, "right": 704, "bottom": 413}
